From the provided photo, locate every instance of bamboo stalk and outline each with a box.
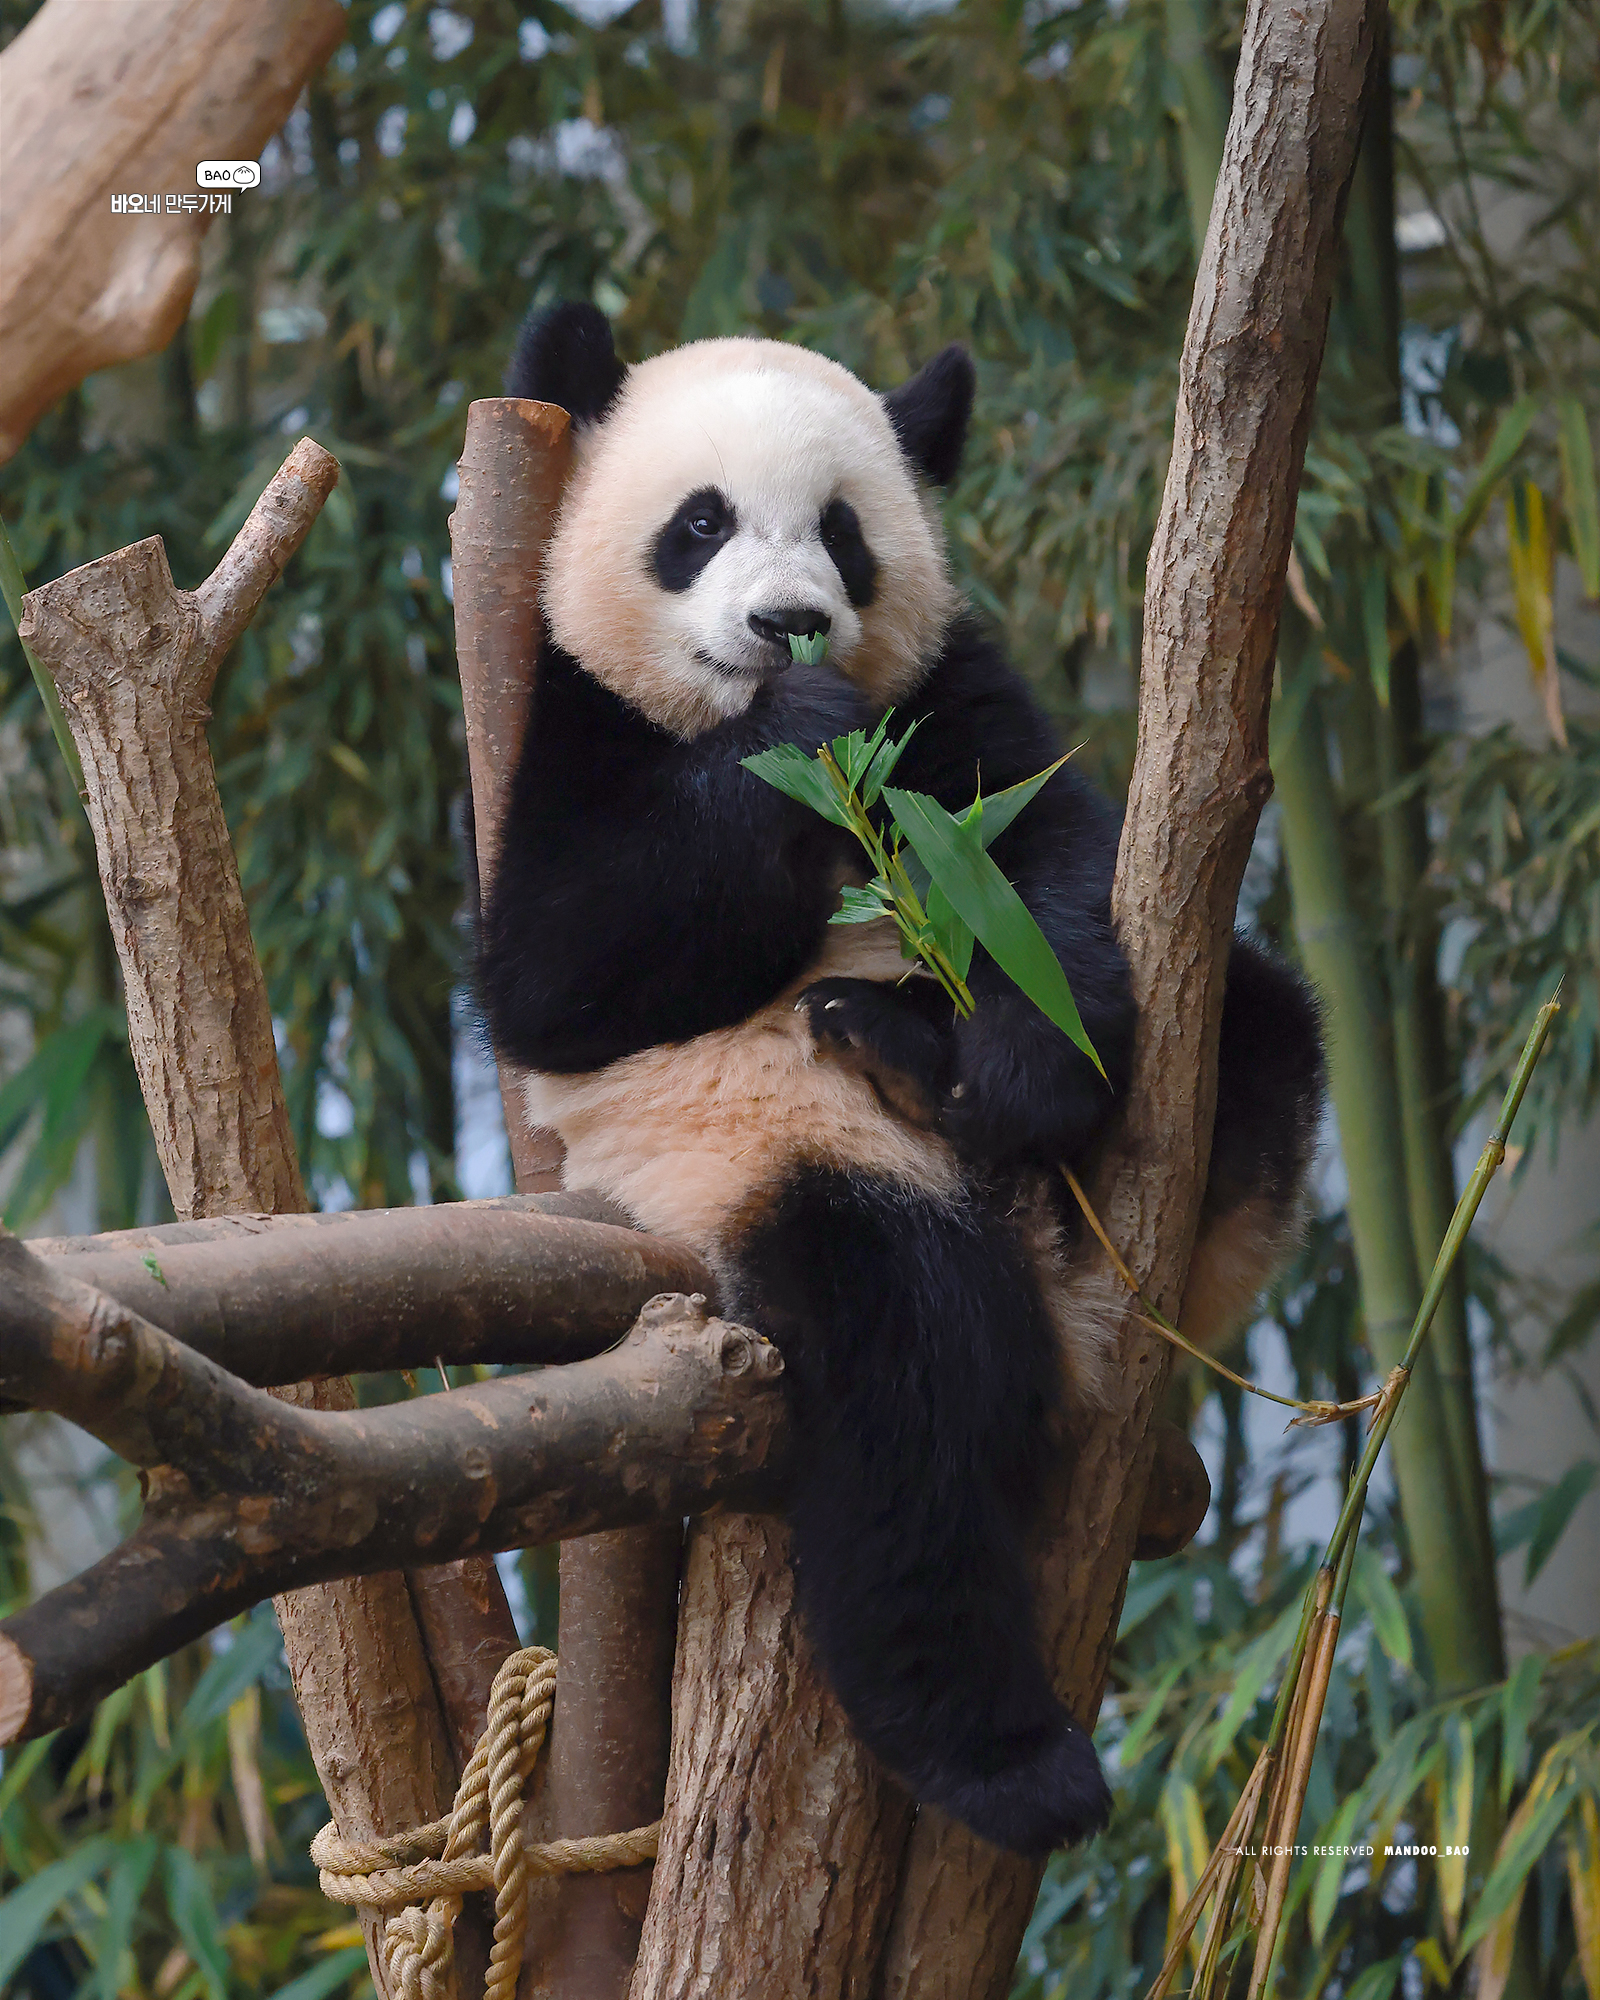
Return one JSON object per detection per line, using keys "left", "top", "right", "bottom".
{"left": 1150, "top": 995, "right": 1558, "bottom": 2000}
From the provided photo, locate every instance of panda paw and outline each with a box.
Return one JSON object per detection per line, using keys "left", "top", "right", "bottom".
{"left": 799, "top": 977, "right": 955, "bottom": 1130}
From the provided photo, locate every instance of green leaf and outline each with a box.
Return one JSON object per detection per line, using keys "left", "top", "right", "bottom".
{"left": 0, "top": 1837, "right": 116, "bottom": 1989}
{"left": 1453, "top": 396, "right": 1539, "bottom": 546}
{"left": 1361, "top": 562, "right": 1391, "bottom": 708}
{"left": 1204, "top": 1598, "right": 1301, "bottom": 1773}
{"left": 741, "top": 744, "right": 852, "bottom": 828}
{"left": 1457, "top": 1753, "right": 1577, "bottom": 1957}
{"left": 1353, "top": 1546, "right": 1413, "bottom": 1671}
{"left": 882, "top": 785, "right": 1105, "bottom": 1074}
{"left": 1341, "top": 1957, "right": 1403, "bottom": 2000}
{"left": 1308, "top": 1793, "right": 1364, "bottom": 1944}
{"left": 263, "top": 1946, "right": 373, "bottom": 2000}
{"left": 787, "top": 629, "right": 830, "bottom": 667}
{"left": 857, "top": 715, "right": 920, "bottom": 809}
{"left": 180, "top": 1612, "right": 285, "bottom": 1738}
{"left": 162, "top": 1845, "right": 230, "bottom": 2000}
{"left": 1116, "top": 1656, "right": 1185, "bottom": 1772}
{"left": 1558, "top": 397, "right": 1600, "bottom": 598}
{"left": 1499, "top": 1653, "right": 1543, "bottom": 1811}
{"left": 925, "top": 879, "right": 975, "bottom": 981}
{"left": 1523, "top": 1461, "right": 1598, "bottom": 1586}
{"left": 830, "top": 884, "right": 894, "bottom": 925}
{"left": 95, "top": 1837, "right": 161, "bottom": 2000}
{"left": 968, "top": 755, "right": 1070, "bottom": 850}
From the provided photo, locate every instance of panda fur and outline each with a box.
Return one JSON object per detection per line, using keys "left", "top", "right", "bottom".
{"left": 478, "top": 303, "right": 1325, "bottom": 1855}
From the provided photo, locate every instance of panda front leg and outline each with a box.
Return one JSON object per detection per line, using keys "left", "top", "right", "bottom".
{"left": 725, "top": 1163, "right": 1112, "bottom": 1855}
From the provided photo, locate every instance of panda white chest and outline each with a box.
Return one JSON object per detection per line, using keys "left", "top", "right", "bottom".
{"left": 520, "top": 919, "right": 963, "bottom": 1257}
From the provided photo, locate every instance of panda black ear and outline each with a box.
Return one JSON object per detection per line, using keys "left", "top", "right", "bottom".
{"left": 505, "top": 302, "right": 627, "bottom": 426}
{"left": 882, "top": 345, "right": 975, "bottom": 487}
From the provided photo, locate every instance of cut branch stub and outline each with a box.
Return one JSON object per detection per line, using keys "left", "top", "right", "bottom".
{"left": 877, "top": 1, "right": 1380, "bottom": 1993}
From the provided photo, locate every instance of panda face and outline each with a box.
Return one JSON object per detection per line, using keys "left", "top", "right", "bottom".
{"left": 540, "top": 339, "right": 958, "bottom": 738}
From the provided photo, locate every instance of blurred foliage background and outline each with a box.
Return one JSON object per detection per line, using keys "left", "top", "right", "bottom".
{"left": 1, "top": 0, "right": 1598, "bottom": 1994}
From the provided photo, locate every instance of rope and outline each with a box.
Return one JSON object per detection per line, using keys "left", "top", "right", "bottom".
{"left": 311, "top": 1647, "right": 661, "bottom": 2000}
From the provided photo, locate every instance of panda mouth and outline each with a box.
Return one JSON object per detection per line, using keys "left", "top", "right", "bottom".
{"left": 694, "top": 647, "right": 768, "bottom": 682}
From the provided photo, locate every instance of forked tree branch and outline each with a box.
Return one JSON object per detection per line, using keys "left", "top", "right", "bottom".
{"left": 0, "top": 1247, "right": 786, "bottom": 1744}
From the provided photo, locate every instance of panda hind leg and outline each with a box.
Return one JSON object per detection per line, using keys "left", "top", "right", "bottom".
{"left": 1186, "top": 937, "right": 1326, "bottom": 1348}
{"left": 725, "top": 1164, "right": 1111, "bottom": 1855}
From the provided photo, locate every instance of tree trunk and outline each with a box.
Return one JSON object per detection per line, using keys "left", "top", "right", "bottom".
{"left": 0, "top": 0, "right": 346, "bottom": 462}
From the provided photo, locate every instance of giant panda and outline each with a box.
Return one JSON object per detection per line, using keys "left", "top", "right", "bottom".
{"left": 477, "top": 302, "right": 1324, "bottom": 1854}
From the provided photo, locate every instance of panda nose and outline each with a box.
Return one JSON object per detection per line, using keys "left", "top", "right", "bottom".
{"left": 749, "top": 606, "right": 832, "bottom": 649}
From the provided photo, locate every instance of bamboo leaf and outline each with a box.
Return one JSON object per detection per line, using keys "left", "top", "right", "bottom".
{"left": 0, "top": 1838, "right": 117, "bottom": 1988}
{"left": 1160, "top": 1768, "right": 1211, "bottom": 1967}
{"left": 882, "top": 785, "right": 1105, "bottom": 1073}
{"left": 1205, "top": 1598, "right": 1302, "bottom": 1774}
{"left": 1457, "top": 1745, "right": 1577, "bottom": 1957}
{"left": 1558, "top": 397, "right": 1600, "bottom": 599}
{"left": 741, "top": 744, "right": 853, "bottom": 828}
{"left": 1453, "top": 395, "right": 1539, "bottom": 544}
{"left": 925, "top": 879, "right": 975, "bottom": 980}
{"left": 1117, "top": 1656, "right": 1186, "bottom": 1772}
{"left": 968, "top": 755, "right": 1070, "bottom": 849}
{"left": 1360, "top": 562, "right": 1391, "bottom": 708}
{"left": 263, "top": 1948, "right": 372, "bottom": 2000}
{"left": 1568, "top": 1788, "right": 1600, "bottom": 2000}
{"left": 830, "top": 884, "right": 895, "bottom": 925}
{"left": 1435, "top": 1713, "right": 1476, "bottom": 1949}
{"left": 180, "top": 1612, "right": 285, "bottom": 1738}
{"left": 1341, "top": 1957, "right": 1403, "bottom": 2000}
{"left": 1472, "top": 1896, "right": 1522, "bottom": 2000}
{"left": 1523, "top": 1460, "right": 1598, "bottom": 1585}
{"left": 1308, "top": 1793, "right": 1363, "bottom": 1945}
{"left": 1353, "top": 1546, "right": 1413, "bottom": 1672}
{"left": 95, "top": 1837, "right": 161, "bottom": 2000}
{"left": 1499, "top": 1653, "right": 1544, "bottom": 1810}
{"left": 1504, "top": 483, "right": 1557, "bottom": 691}
{"left": 1414, "top": 1937, "right": 1452, "bottom": 1991}
{"left": 162, "top": 1845, "right": 230, "bottom": 2000}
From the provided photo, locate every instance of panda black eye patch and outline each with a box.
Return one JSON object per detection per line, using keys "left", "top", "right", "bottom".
{"left": 819, "top": 498, "right": 877, "bottom": 609}
{"left": 652, "top": 487, "right": 736, "bottom": 592}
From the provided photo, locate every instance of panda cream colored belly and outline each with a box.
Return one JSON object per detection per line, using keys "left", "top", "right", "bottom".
{"left": 521, "top": 921, "right": 964, "bottom": 1257}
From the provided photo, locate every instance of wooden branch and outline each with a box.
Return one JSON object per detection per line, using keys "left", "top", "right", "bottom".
{"left": 19, "top": 440, "right": 499, "bottom": 2000}
{"left": 0, "top": 1266, "right": 786, "bottom": 1743}
{"left": 19, "top": 439, "right": 335, "bottom": 1218}
{"left": 878, "top": 3, "right": 1379, "bottom": 1992}
{"left": 0, "top": 0, "right": 345, "bottom": 462}
{"left": 452, "top": 396, "right": 684, "bottom": 2000}
{"left": 26, "top": 1197, "right": 713, "bottom": 1386}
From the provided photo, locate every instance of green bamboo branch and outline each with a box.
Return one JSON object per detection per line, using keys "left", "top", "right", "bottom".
{"left": 1146, "top": 993, "right": 1559, "bottom": 2000}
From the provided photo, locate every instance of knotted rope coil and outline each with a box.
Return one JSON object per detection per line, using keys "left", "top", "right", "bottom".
{"left": 311, "top": 1646, "right": 661, "bottom": 2000}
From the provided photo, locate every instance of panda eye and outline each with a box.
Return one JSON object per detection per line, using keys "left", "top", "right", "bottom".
{"left": 688, "top": 511, "right": 721, "bottom": 538}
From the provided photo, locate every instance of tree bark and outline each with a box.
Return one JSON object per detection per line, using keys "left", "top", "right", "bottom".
{"left": 26, "top": 1195, "right": 713, "bottom": 1386}
{"left": 630, "top": 1516, "right": 914, "bottom": 2000}
{"left": 874, "top": 1, "right": 1379, "bottom": 1992}
{"left": 0, "top": 0, "right": 346, "bottom": 463}
{"left": 453, "top": 397, "right": 688, "bottom": 2000}
{"left": 17, "top": 441, "right": 503, "bottom": 1999}
{"left": 0, "top": 1267, "right": 785, "bottom": 1743}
